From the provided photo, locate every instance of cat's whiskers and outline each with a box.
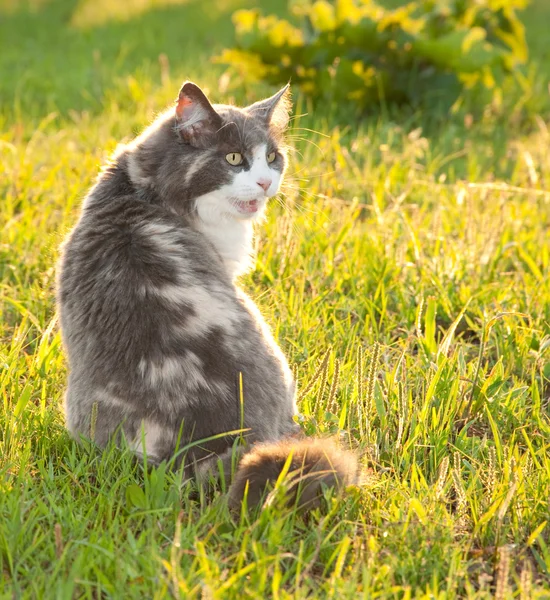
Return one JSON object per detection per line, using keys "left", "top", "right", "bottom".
{"left": 215, "top": 120, "right": 238, "bottom": 135}
{"left": 285, "top": 165, "right": 338, "bottom": 182}
{"left": 288, "top": 126, "right": 330, "bottom": 138}
{"left": 273, "top": 194, "right": 321, "bottom": 238}
{"left": 287, "top": 112, "right": 309, "bottom": 122}
{"left": 286, "top": 135, "right": 325, "bottom": 155}
{"left": 280, "top": 186, "right": 326, "bottom": 212}
{"left": 275, "top": 190, "right": 329, "bottom": 232}
{"left": 281, "top": 187, "right": 341, "bottom": 224}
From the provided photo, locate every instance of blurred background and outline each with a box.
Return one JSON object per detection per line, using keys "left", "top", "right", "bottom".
{"left": 1, "top": 0, "right": 548, "bottom": 122}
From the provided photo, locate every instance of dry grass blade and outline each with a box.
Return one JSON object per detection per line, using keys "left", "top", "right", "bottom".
{"left": 297, "top": 347, "right": 331, "bottom": 403}
{"left": 487, "top": 446, "right": 498, "bottom": 504}
{"left": 327, "top": 358, "right": 340, "bottom": 414}
{"left": 355, "top": 346, "right": 364, "bottom": 435}
{"left": 495, "top": 546, "right": 511, "bottom": 600}
{"left": 365, "top": 342, "right": 380, "bottom": 419}
{"left": 395, "top": 380, "right": 406, "bottom": 449}
{"left": 436, "top": 456, "right": 449, "bottom": 501}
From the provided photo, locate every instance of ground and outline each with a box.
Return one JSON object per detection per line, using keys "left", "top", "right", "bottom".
{"left": 1, "top": 0, "right": 549, "bottom": 598}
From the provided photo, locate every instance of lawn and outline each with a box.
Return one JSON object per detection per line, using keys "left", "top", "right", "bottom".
{"left": 1, "top": 0, "right": 549, "bottom": 597}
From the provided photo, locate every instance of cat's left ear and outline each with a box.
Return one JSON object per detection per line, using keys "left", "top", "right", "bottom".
{"left": 246, "top": 84, "right": 292, "bottom": 131}
{"left": 175, "top": 81, "right": 222, "bottom": 145}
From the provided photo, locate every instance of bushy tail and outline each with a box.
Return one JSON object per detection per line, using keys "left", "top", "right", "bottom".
{"left": 228, "top": 438, "right": 358, "bottom": 511}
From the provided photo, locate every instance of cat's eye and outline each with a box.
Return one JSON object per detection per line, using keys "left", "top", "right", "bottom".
{"left": 226, "top": 152, "right": 243, "bottom": 166}
{"left": 267, "top": 151, "right": 277, "bottom": 163}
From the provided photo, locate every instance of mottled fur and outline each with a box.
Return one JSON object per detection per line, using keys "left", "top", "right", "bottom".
{"left": 57, "top": 81, "right": 357, "bottom": 508}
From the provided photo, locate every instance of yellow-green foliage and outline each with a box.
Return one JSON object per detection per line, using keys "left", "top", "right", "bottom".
{"left": 217, "top": 0, "right": 529, "bottom": 107}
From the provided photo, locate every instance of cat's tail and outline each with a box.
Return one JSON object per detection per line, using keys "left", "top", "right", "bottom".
{"left": 227, "top": 438, "right": 358, "bottom": 511}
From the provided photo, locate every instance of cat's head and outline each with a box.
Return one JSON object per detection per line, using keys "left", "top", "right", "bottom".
{"left": 126, "top": 81, "right": 291, "bottom": 222}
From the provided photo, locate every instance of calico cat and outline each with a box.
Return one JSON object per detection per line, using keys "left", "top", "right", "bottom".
{"left": 57, "top": 81, "right": 357, "bottom": 509}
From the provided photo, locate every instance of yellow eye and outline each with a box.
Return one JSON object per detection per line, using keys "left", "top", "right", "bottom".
{"left": 267, "top": 151, "right": 277, "bottom": 163}
{"left": 226, "top": 152, "right": 243, "bottom": 166}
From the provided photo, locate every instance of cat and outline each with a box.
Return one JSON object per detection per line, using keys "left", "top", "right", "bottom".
{"left": 57, "top": 81, "right": 357, "bottom": 509}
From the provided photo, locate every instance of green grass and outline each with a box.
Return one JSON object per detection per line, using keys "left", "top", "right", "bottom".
{"left": 1, "top": 0, "right": 550, "bottom": 597}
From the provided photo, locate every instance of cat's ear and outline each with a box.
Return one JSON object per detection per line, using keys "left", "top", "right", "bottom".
{"left": 175, "top": 81, "right": 222, "bottom": 145}
{"left": 246, "top": 84, "right": 292, "bottom": 131}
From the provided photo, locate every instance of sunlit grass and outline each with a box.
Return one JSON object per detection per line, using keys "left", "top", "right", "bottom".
{"left": 1, "top": 0, "right": 549, "bottom": 597}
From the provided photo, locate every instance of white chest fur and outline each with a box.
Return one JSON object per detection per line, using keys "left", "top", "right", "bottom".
{"left": 197, "top": 213, "right": 254, "bottom": 279}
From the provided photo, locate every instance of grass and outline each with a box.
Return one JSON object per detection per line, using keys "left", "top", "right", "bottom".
{"left": 1, "top": 0, "right": 550, "bottom": 597}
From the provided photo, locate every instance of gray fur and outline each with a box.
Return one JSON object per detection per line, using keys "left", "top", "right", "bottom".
{"left": 57, "top": 81, "right": 357, "bottom": 504}
{"left": 57, "top": 82, "right": 296, "bottom": 468}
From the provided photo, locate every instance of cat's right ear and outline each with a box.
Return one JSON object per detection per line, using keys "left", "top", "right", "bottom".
{"left": 175, "top": 82, "right": 222, "bottom": 145}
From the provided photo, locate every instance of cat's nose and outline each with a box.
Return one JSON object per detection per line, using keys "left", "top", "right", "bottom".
{"left": 256, "top": 178, "right": 272, "bottom": 192}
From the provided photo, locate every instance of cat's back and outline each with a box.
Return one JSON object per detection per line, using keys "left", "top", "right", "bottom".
{"left": 57, "top": 162, "right": 231, "bottom": 371}
{"left": 62, "top": 161, "right": 224, "bottom": 286}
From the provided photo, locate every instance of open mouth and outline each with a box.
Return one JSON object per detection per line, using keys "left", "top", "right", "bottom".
{"left": 234, "top": 199, "right": 260, "bottom": 214}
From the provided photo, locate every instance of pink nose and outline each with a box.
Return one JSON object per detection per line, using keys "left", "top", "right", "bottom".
{"left": 257, "top": 178, "right": 272, "bottom": 192}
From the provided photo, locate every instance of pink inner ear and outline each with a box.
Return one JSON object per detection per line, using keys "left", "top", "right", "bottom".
{"left": 176, "top": 94, "right": 194, "bottom": 120}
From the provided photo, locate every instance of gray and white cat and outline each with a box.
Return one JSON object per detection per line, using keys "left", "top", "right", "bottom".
{"left": 57, "top": 82, "right": 357, "bottom": 508}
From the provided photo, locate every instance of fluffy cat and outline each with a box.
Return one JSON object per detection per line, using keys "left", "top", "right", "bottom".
{"left": 57, "top": 81, "right": 357, "bottom": 509}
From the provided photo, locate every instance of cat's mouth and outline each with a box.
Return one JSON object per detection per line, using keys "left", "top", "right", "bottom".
{"left": 233, "top": 199, "right": 260, "bottom": 215}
